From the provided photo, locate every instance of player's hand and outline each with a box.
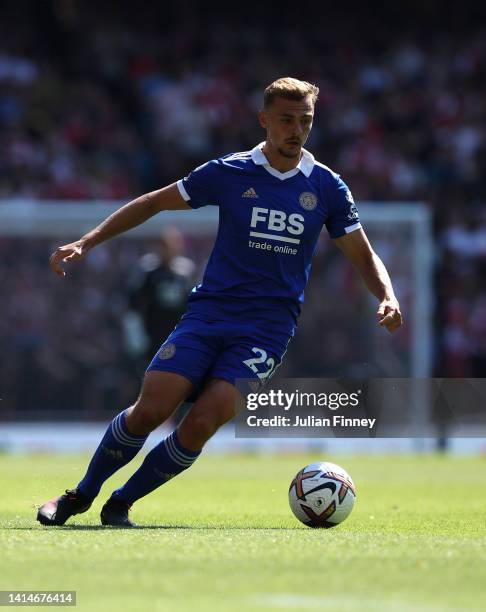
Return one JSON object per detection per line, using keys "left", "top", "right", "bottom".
{"left": 49, "top": 240, "right": 89, "bottom": 277}
{"left": 377, "top": 298, "right": 402, "bottom": 333}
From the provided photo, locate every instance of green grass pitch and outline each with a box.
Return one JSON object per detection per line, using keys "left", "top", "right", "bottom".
{"left": 0, "top": 452, "right": 485, "bottom": 611}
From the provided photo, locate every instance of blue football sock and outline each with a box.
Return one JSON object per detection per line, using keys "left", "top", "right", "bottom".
{"left": 111, "top": 430, "right": 201, "bottom": 505}
{"left": 77, "top": 410, "right": 148, "bottom": 500}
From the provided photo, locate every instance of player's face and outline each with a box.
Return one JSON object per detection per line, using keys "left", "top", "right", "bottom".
{"left": 259, "top": 95, "right": 314, "bottom": 159}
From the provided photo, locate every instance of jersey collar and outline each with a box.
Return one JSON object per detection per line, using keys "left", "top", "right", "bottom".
{"left": 250, "top": 142, "right": 315, "bottom": 180}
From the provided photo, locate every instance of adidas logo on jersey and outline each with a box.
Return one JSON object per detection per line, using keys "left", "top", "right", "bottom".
{"left": 242, "top": 187, "right": 258, "bottom": 198}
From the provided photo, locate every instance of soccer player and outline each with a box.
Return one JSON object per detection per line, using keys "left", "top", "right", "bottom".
{"left": 126, "top": 226, "right": 195, "bottom": 362}
{"left": 37, "top": 77, "right": 402, "bottom": 527}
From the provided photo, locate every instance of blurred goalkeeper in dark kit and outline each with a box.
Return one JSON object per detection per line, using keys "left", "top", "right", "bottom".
{"left": 124, "top": 227, "right": 195, "bottom": 364}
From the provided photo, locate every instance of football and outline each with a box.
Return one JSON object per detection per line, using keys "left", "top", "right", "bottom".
{"left": 288, "top": 461, "right": 356, "bottom": 528}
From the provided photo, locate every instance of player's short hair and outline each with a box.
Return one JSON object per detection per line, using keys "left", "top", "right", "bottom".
{"left": 263, "top": 77, "right": 319, "bottom": 108}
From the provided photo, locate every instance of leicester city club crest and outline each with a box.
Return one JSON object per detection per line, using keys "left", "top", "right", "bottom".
{"left": 158, "top": 343, "right": 176, "bottom": 360}
{"left": 299, "top": 192, "right": 318, "bottom": 211}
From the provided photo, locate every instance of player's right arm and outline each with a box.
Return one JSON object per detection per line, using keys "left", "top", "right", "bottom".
{"left": 49, "top": 183, "right": 190, "bottom": 277}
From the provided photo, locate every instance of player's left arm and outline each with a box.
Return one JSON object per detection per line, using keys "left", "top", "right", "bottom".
{"left": 333, "top": 229, "right": 403, "bottom": 333}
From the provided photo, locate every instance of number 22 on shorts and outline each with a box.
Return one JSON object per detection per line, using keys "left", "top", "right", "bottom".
{"left": 243, "top": 347, "right": 276, "bottom": 380}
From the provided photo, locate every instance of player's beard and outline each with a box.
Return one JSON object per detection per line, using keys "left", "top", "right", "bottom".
{"left": 277, "top": 144, "right": 301, "bottom": 159}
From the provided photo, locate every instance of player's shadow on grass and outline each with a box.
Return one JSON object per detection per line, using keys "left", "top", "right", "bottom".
{"left": 60, "top": 524, "right": 296, "bottom": 530}
{"left": 6, "top": 525, "right": 297, "bottom": 531}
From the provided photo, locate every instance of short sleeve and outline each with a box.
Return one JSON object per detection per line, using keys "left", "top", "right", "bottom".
{"left": 177, "top": 160, "right": 221, "bottom": 209}
{"left": 325, "top": 176, "right": 362, "bottom": 239}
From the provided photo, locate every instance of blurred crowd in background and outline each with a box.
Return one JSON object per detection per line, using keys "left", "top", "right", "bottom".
{"left": 1, "top": 1, "right": 485, "bottom": 414}
{"left": 2, "top": 230, "right": 409, "bottom": 415}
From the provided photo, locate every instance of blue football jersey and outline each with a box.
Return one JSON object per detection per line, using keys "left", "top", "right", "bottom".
{"left": 177, "top": 143, "right": 361, "bottom": 329}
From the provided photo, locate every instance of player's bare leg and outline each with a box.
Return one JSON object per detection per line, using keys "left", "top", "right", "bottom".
{"left": 125, "top": 371, "right": 195, "bottom": 435}
{"left": 177, "top": 378, "right": 239, "bottom": 451}
{"left": 37, "top": 371, "right": 193, "bottom": 526}
{"left": 101, "top": 378, "right": 239, "bottom": 527}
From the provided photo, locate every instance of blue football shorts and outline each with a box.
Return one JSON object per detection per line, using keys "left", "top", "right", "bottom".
{"left": 146, "top": 316, "right": 292, "bottom": 395}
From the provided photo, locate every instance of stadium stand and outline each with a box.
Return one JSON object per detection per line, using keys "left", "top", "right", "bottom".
{"left": 1, "top": 1, "right": 484, "bottom": 414}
